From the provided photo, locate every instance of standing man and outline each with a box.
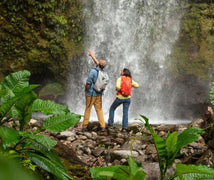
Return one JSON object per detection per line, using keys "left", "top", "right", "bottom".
{"left": 82, "top": 50, "right": 109, "bottom": 132}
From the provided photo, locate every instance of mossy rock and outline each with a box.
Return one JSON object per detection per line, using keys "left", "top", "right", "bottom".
{"left": 0, "top": 0, "right": 85, "bottom": 84}
{"left": 38, "top": 83, "right": 65, "bottom": 101}
{"left": 170, "top": 2, "right": 214, "bottom": 81}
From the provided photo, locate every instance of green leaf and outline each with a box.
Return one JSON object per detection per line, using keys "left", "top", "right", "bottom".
{"left": 177, "top": 127, "right": 204, "bottom": 150}
{"left": 166, "top": 132, "right": 177, "bottom": 155}
{"left": 90, "top": 165, "right": 130, "bottom": 180}
{"left": 173, "top": 164, "right": 214, "bottom": 180}
{"left": 128, "top": 156, "right": 139, "bottom": 175}
{"left": 15, "top": 85, "right": 39, "bottom": 96}
{"left": 0, "top": 95, "right": 19, "bottom": 119}
{"left": 166, "top": 132, "right": 178, "bottom": 167}
{"left": 21, "top": 133, "right": 57, "bottom": 151}
{"left": 0, "top": 85, "right": 38, "bottom": 121}
{"left": 0, "top": 126, "right": 20, "bottom": 149}
{"left": 32, "top": 99, "right": 69, "bottom": 115}
{"left": 25, "top": 152, "right": 73, "bottom": 180}
{"left": 128, "top": 157, "right": 146, "bottom": 180}
{"left": 0, "top": 88, "right": 15, "bottom": 104}
{"left": 42, "top": 113, "right": 81, "bottom": 132}
{"left": 1, "top": 70, "right": 30, "bottom": 95}
{"left": 142, "top": 115, "right": 166, "bottom": 169}
{"left": 11, "top": 92, "right": 37, "bottom": 130}
{"left": 0, "top": 154, "right": 39, "bottom": 180}
{"left": 134, "top": 171, "right": 146, "bottom": 180}
{"left": 22, "top": 138, "right": 64, "bottom": 169}
{"left": 209, "top": 82, "right": 214, "bottom": 105}
{"left": 90, "top": 157, "right": 145, "bottom": 180}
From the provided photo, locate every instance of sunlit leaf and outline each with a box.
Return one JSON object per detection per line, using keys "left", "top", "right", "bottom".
{"left": 42, "top": 113, "right": 81, "bottom": 132}
{"left": 32, "top": 99, "right": 69, "bottom": 115}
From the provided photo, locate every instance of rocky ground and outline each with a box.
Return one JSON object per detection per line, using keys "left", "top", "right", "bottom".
{"left": 30, "top": 112, "right": 214, "bottom": 180}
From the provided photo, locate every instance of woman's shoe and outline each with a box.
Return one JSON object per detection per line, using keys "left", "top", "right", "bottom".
{"left": 121, "top": 128, "right": 127, "bottom": 132}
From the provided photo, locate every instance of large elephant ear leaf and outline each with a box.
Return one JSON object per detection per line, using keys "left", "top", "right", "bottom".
{"left": 1, "top": 70, "right": 30, "bottom": 94}
{"left": 42, "top": 113, "right": 81, "bottom": 132}
{"left": 32, "top": 99, "right": 70, "bottom": 115}
{"left": 0, "top": 86, "right": 38, "bottom": 121}
{"left": 0, "top": 126, "right": 20, "bottom": 149}
{"left": 0, "top": 95, "right": 20, "bottom": 119}
{"left": 11, "top": 92, "right": 37, "bottom": 130}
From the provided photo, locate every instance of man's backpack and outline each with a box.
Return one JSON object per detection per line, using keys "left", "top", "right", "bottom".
{"left": 94, "top": 69, "right": 109, "bottom": 93}
{"left": 120, "top": 76, "right": 132, "bottom": 97}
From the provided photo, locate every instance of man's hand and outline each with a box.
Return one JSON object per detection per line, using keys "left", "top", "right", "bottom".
{"left": 85, "top": 84, "right": 91, "bottom": 91}
{"left": 88, "top": 50, "right": 93, "bottom": 57}
{"left": 88, "top": 49, "right": 99, "bottom": 65}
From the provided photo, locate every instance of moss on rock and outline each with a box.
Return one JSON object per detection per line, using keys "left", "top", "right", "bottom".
{"left": 0, "top": 0, "right": 84, "bottom": 84}
{"left": 170, "top": 2, "right": 214, "bottom": 81}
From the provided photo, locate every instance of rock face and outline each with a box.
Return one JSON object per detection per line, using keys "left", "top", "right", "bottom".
{"left": 38, "top": 119, "right": 212, "bottom": 180}
{"left": 0, "top": 1, "right": 84, "bottom": 84}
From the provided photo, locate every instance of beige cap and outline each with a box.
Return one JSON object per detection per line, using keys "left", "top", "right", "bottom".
{"left": 99, "top": 60, "right": 107, "bottom": 67}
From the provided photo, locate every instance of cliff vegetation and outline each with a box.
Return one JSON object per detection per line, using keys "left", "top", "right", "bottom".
{"left": 0, "top": 0, "right": 84, "bottom": 84}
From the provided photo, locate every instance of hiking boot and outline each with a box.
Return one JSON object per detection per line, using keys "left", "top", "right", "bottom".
{"left": 107, "top": 125, "right": 113, "bottom": 129}
{"left": 82, "top": 128, "right": 87, "bottom": 132}
{"left": 121, "top": 128, "right": 127, "bottom": 133}
{"left": 101, "top": 127, "right": 106, "bottom": 132}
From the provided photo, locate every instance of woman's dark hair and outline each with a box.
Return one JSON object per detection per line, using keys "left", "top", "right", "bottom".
{"left": 123, "top": 68, "right": 132, "bottom": 78}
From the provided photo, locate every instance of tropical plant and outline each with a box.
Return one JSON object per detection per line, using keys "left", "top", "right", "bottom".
{"left": 0, "top": 70, "right": 81, "bottom": 179}
{"left": 90, "top": 156, "right": 146, "bottom": 180}
{"left": 140, "top": 115, "right": 214, "bottom": 180}
{"left": 90, "top": 115, "right": 214, "bottom": 180}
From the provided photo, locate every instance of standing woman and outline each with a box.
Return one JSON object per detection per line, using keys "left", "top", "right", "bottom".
{"left": 108, "top": 68, "right": 139, "bottom": 131}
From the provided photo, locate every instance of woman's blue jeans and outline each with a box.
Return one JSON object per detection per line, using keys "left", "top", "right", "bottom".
{"left": 108, "top": 97, "right": 131, "bottom": 129}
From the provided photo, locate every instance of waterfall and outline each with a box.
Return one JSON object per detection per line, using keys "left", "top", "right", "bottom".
{"left": 67, "top": 0, "right": 188, "bottom": 124}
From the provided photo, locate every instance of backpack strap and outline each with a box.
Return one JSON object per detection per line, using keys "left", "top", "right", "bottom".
{"left": 92, "top": 67, "right": 99, "bottom": 84}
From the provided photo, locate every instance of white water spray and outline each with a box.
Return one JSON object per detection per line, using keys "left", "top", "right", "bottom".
{"left": 67, "top": 0, "right": 188, "bottom": 124}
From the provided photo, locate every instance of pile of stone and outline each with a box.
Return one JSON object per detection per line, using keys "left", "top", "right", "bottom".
{"left": 30, "top": 106, "right": 214, "bottom": 179}
{"left": 46, "top": 120, "right": 210, "bottom": 179}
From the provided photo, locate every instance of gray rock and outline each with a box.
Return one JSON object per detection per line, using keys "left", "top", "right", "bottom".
{"left": 110, "top": 150, "right": 139, "bottom": 159}
{"left": 67, "top": 136, "right": 76, "bottom": 142}
{"left": 145, "top": 144, "right": 156, "bottom": 155}
{"left": 92, "top": 147, "right": 105, "bottom": 157}
{"left": 143, "top": 162, "right": 160, "bottom": 180}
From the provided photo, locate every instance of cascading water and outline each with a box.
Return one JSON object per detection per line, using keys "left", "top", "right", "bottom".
{"left": 67, "top": 0, "right": 188, "bottom": 124}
